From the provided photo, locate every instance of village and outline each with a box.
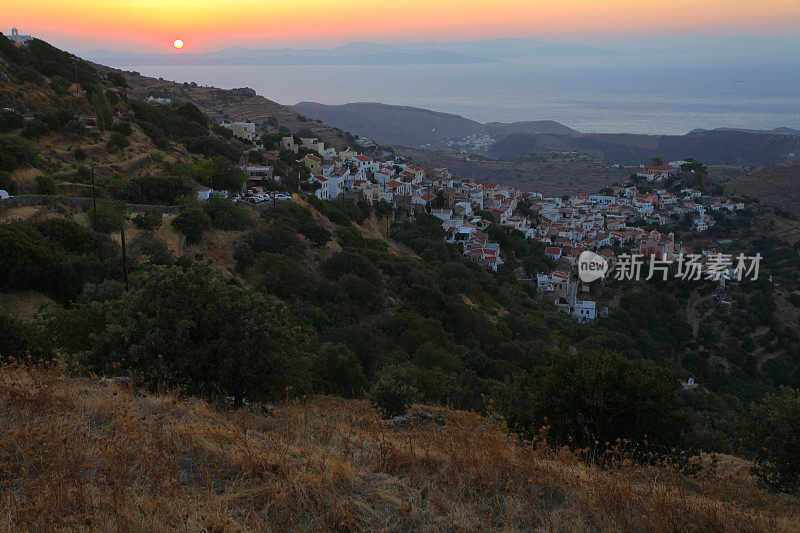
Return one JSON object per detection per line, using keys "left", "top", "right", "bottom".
{"left": 215, "top": 122, "right": 749, "bottom": 325}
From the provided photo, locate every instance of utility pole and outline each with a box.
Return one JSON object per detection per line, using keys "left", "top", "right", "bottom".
{"left": 120, "top": 222, "right": 129, "bottom": 291}
{"left": 91, "top": 164, "right": 101, "bottom": 259}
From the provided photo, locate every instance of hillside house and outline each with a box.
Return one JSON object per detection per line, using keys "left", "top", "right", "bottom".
{"left": 229, "top": 122, "right": 256, "bottom": 141}
{"left": 572, "top": 300, "right": 596, "bottom": 324}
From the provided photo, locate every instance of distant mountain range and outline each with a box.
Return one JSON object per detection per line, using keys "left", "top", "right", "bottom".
{"left": 83, "top": 38, "right": 620, "bottom": 67}
{"left": 291, "top": 102, "right": 577, "bottom": 148}
{"left": 291, "top": 101, "right": 800, "bottom": 167}
{"left": 84, "top": 35, "right": 800, "bottom": 67}
{"left": 489, "top": 130, "right": 800, "bottom": 167}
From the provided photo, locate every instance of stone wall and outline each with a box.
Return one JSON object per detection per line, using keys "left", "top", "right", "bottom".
{"left": 0, "top": 195, "right": 184, "bottom": 214}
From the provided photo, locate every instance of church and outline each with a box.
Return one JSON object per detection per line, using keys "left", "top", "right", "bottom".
{"left": 8, "top": 28, "right": 32, "bottom": 44}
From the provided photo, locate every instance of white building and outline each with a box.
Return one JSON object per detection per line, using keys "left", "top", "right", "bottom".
{"left": 572, "top": 300, "right": 596, "bottom": 324}
{"left": 229, "top": 122, "right": 256, "bottom": 141}
{"left": 8, "top": 28, "right": 32, "bottom": 44}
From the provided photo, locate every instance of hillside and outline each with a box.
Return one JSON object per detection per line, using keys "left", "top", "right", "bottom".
{"left": 292, "top": 102, "right": 576, "bottom": 148}
{"left": 2, "top": 364, "right": 798, "bottom": 531}
{"left": 397, "top": 149, "right": 629, "bottom": 196}
{"left": 489, "top": 130, "right": 800, "bottom": 166}
{"left": 97, "top": 66, "right": 356, "bottom": 152}
{"left": 3, "top": 33, "right": 800, "bottom": 525}
{"left": 724, "top": 161, "right": 800, "bottom": 214}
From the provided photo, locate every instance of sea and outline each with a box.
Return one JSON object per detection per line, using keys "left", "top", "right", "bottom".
{"left": 120, "top": 60, "right": 800, "bottom": 135}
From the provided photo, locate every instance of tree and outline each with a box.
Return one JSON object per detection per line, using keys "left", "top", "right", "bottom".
{"left": 501, "top": 350, "right": 684, "bottom": 449}
{"left": 91, "top": 88, "right": 113, "bottom": 131}
{"left": 746, "top": 387, "right": 800, "bottom": 492}
{"left": 82, "top": 264, "right": 311, "bottom": 404}
{"left": 107, "top": 131, "right": 130, "bottom": 152}
{"left": 208, "top": 159, "right": 247, "bottom": 191}
{"left": 171, "top": 208, "right": 211, "bottom": 244}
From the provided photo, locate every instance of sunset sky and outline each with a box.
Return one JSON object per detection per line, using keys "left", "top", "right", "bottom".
{"left": 5, "top": 0, "right": 800, "bottom": 52}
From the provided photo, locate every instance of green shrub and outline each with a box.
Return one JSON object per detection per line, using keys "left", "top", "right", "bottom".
{"left": 111, "top": 175, "right": 192, "bottom": 205}
{"left": 369, "top": 363, "right": 421, "bottom": 418}
{"left": 107, "top": 131, "right": 130, "bottom": 152}
{"left": 171, "top": 208, "right": 211, "bottom": 244}
{"left": 312, "top": 342, "right": 368, "bottom": 397}
{"left": 255, "top": 252, "right": 316, "bottom": 299}
{"left": 132, "top": 211, "right": 162, "bottom": 232}
{"left": 0, "top": 134, "right": 37, "bottom": 171}
{"left": 82, "top": 264, "right": 311, "bottom": 403}
{"left": 83, "top": 199, "right": 126, "bottom": 233}
{"left": 246, "top": 226, "right": 306, "bottom": 258}
{"left": 0, "top": 172, "right": 18, "bottom": 194}
{"left": 106, "top": 72, "right": 128, "bottom": 88}
{"left": 501, "top": 350, "right": 684, "bottom": 449}
{"left": 202, "top": 196, "right": 251, "bottom": 230}
{"left": 35, "top": 175, "right": 57, "bottom": 195}
{"left": 0, "top": 110, "right": 24, "bottom": 132}
{"left": 0, "top": 314, "right": 52, "bottom": 362}
{"left": 0, "top": 222, "right": 67, "bottom": 298}
{"left": 137, "top": 235, "right": 174, "bottom": 265}
{"left": 746, "top": 387, "right": 800, "bottom": 492}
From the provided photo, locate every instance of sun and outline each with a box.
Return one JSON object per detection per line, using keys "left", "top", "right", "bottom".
{"left": 173, "top": 39, "right": 184, "bottom": 49}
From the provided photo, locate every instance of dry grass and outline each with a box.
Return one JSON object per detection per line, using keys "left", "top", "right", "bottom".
{"left": 0, "top": 364, "right": 797, "bottom": 532}
{"left": 0, "top": 291, "right": 60, "bottom": 318}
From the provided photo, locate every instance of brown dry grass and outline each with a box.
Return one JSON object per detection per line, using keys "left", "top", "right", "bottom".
{"left": 0, "top": 291, "right": 60, "bottom": 318}
{"left": 1, "top": 364, "right": 797, "bottom": 532}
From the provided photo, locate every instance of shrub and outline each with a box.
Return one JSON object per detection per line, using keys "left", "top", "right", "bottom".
{"left": 111, "top": 120, "right": 133, "bottom": 136}
{"left": 746, "top": 387, "right": 800, "bottom": 492}
{"left": 0, "top": 134, "right": 37, "bottom": 171}
{"left": 137, "top": 235, "right": 174, "bottom": 266}
{"left": 0, "top": 222, "right": 67, "bottom": 299}
{"left": 82, "top": 264, "right": 311, "bottom": 403}
{"left": 369, "top": 363, "right": 421, "bottom": 418}
{"left": 233, "top": 242, "right": 255, "bottom": 272}
{"left": 35, "top": 175, "right": 57, "bottom": 195}
{"left": 246, "top": 226, "right": 306, "bottom": 259}
{"left": 171, "top": 208, "right": 211, "bottom": 244}
{"left": 0, "top": 314, "right": 52, "bottom": 361}
{"left": 106, "top": 71, "right": 128, "bottom": 88}
{"left": 0, "top": 172, "right": 18, "bottom": 194}
{"left": 112, "top": 175, "right": 192, "bottom": 205}
{"left": 322, "top": 250, "right": 381, "bottom": 284}
{"left": 79, "top": 280, "right": 125, "bottom": 303}
{"left": 0, "top": 109, "right": 24, "bottom": 132}
{"left": 501, "top": 350, "right": 684, "bottom": 449}
{"left": 35, "top": 218, "right": 98, "bottom": 255}
{"left": 83, "top": 199, "right": 126, "bottom": 234}
{"left": 255, "top": 253, "right": 316, "bottom": 299}
{"left": 202, "top": 196, "right": 251, "bottom": 230}
{"left": 312, "top": 342, "right": 368, "bottom": 397}
{"left": 132, "top": 211, "right": 162, "bottom": 232}
{"left": 107, "top": 131, "right": 130, "bottom": 152}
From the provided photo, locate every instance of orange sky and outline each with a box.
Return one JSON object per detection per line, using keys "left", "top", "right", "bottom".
{"left": 5, "top": 0, "right": 800, "bottom": 51}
